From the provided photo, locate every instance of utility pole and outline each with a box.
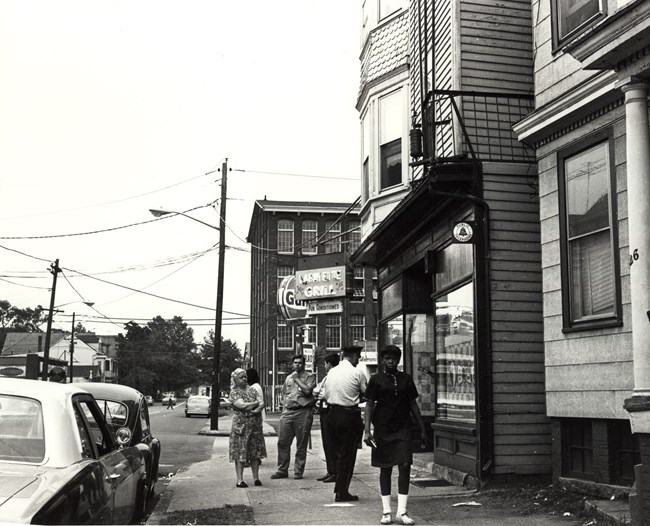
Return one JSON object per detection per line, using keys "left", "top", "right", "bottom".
{"left": 210, "top": 159, "right": 228, "bottom": 431}
{"left": 69, "top": 312, "right": 75, "bottom": 383}
{"left": 42, "top": 259, "right": 61, "bottom": 381}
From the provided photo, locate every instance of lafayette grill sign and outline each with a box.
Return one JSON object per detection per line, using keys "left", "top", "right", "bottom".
{"left": 295, "top": 266, "right": 347, "bottom": 302}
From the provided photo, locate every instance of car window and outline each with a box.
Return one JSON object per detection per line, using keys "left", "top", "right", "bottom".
{"left": 96, "top": 399, "right": 128, "bottom": 428}
{"left": 0, "top": 395, "right": 45, "bottom": 463}
{"left": 76, "top": 400, "right": 113, "bottom": 458}
{"left": 140, "top": 400, "right": 150, "bottom": 438}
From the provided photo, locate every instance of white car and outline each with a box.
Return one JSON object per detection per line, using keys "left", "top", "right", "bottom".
{"left": 161, "top": 393, "right": 177, "bottom": 406}
{"left": 185, "top": 395, "right": 211, "bottom": 418}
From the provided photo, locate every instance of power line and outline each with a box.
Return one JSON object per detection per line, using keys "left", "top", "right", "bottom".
{"left": 233, "top": 168, "right": 358, "bottom": 182}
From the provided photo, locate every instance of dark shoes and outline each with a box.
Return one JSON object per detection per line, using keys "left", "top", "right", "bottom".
{"left": 316, "top": 473, "right": 330, "bottom": 481}
{"left": 322, "top": 474, "right": 337, "bottom": 483}
{"left": 335, "top": 493, "right": 359, "bottom": 502}
{"left": 270, "top": 472, "right": 288, "bottom": 479}
{"left": 254, "top": 479, "right": 262, "bottom": 486}
{"left": 294, "top": 474, "right": 303, "bottom": 479}
{"left": 236, "top": 481, "right": 248, "bottom": 488}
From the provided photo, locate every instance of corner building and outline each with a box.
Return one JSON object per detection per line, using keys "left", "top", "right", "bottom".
{"left": 352, "top": 0, "right": 550, "bottom": 485}
{"left": 247, "top": 200, "right": 379, "bottom": 406}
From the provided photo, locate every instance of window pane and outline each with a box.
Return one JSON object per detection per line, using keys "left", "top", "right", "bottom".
{"left": 325, "top": 314, "right": 341, "bottom": 349}
{"left": 277, "top": 322, "right": 293, "bottom": 349}
{"left": 570, "top": 230, "right": 614, "bottom": 318}
{"left": 381, "top": 139, "right": 402, "bottom": 189}
{"left": 566, "top": 143, "right": 610, "bottom": 238}
{"left": 380, "top": 314, "right": 403, "bottom": 349}
{"left": 407, "top": 314, "right": 435, "bottom": 417}
{"left": 277, "top": 220, "right": 294, "bottom": 254}
{"left": 277, "top": 265, "right": 294, "bottom": 289}
{"left": 302, "top": 220, "right": 317, "bottom": 255}
{"left": 351, "top": 314, "right": 365, "bottom": 343}
{"left": 0, "top": 395, "right": 45, "bottom": 462}
{"left": 379, "top": 0, "right": 403, "bottom": 21}
{"left": 348, "top": 220, "right": 361, "bottom": 253}
{"left": 380, "top": 90, "right": 401, "bottom": 145}
{"left": 435, "top": 283, "right": 475, "bottom": 422}
{"left": 558, "top": 0, "right": 601, "bottom": 40}
{"left": 324, "top": 221, "right": 341, "bottom": 253}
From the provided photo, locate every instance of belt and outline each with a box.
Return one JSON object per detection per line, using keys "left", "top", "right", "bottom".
{"left": 330, "top": 404, "right": 359, "bottom": 410}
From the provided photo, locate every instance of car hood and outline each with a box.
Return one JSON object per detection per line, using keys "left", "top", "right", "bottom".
{"left": 0, "top": 462, "right": 83, "bottom": 523}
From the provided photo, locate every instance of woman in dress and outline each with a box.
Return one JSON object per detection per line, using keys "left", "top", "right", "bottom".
{"left": 363, "top": 346, "right": 427, "bottom": 525}
{"left": 229, "top": 368, "right": 266, "bottom": 488}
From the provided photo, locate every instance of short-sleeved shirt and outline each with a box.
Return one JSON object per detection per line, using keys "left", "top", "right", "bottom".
{"left": 323, "top": 360, "right": 367, "bottom": 406}
{"left": 282, "top": 370, "right": 316, "bottom": 409}
{"left": 366, "top": 371, "right": 418, "bottom": 432}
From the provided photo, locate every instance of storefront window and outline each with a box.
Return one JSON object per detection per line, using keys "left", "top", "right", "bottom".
{"left": 435, "top": 282, "right": 475, "bottom": 422}
{"left": 405, "top": 313, "right": 435, "bottom": 417}
{"left": 380, "top": 314, "right": 404, "bottom": 351}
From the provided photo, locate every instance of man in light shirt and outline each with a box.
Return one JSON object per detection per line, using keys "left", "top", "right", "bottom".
{"left": 322, "top": 345, "right": 367, "bottom": 502}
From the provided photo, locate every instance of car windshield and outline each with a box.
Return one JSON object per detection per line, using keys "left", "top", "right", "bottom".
{"left": 0, "top": 395, "right": 45, "bottom": 463}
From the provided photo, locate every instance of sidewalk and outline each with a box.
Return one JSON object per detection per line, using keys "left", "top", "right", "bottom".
{"left": 146, "top": 414, "right": 585, "bottom": 525}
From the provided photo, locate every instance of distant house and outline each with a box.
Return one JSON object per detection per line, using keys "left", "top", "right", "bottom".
{"left": 0, "top": 331, "right": 113, "bottom": 382}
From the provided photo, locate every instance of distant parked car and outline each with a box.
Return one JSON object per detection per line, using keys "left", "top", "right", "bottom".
{"left": 145, "top": 395, "right": 154, "bottom": 406}
{"left": 185, "top": 395, "right": 211, "bottom": 418}
{"left": 0, "top": 379, "right": 148, "bottom": 524}
{"left": 161, "top": 393, "right": 177, "bottom": 406}
{"left": 81, "top": 383, "right": 161, "bottom": 500}
{"left": 219, "top": 396, "right": 232, "bottom": 410}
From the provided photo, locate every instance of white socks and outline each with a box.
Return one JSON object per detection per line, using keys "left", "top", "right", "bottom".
{"left": 381, "top": 494, "right": 392, "bottom": 513}
{"left": 397, "top": 493, "right": 409, "bottom": 515}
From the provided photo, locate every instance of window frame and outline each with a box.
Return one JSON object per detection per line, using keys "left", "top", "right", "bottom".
{"left": 277, "top": 219, "right": 294, "bottom": 254}
{"left": 551, "top": 0, "right": 606, "bottom": 51}
{"left": 380, "top": 138, "right": 402, "bottom": 190}
{"left": 324, "top": 220, "right": 342, "bottom": 254}
{"left": 277, "top": 320, "right": 293, "bottom": 349}
{"left": 557, "top": 130, "right": 622, "bottom": 332}
{"left": 301, "top": 220, "right": 318, "bottom": 255}
{"left": 325, "top": 314, "right": 342, "bottom": 349}
{"left": 350, "top": 314, "right": 365, "bottom": 343}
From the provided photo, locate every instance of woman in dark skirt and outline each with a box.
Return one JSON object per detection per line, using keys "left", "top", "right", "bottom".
{"left": 364, "top": 345, "right": 427, "bottom": 525}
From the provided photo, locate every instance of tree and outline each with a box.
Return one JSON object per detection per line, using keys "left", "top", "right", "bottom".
{"left": 0, "top": 300, "right": 47, "bottom": 349}
{"left": 199, "top": 330, "right": 243, "bottom": 395}
{"left": 116, "top": 316, "right": 199, "bottom": 396}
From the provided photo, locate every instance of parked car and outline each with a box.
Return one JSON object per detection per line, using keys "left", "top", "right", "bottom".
{"left": 0, "top": 378, "right": 148, "bottom": 524}
{"left": 219, "top": 396, "right": 232, "bottom": 410}
{"left": 185, "top": 395, "right": 211, "bottom": 418}
{"left": 161, "top": 393, "right": 177, "bottom": 406}
{"left": 81, "top": 383, "right": 161, "bottom": 500}
{"left": 145, "top": 395, "right": 154, "bottom": 406}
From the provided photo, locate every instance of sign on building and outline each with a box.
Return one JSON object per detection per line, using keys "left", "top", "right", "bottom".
{"left": 277, "top": 275, "right": 309, "bottom": 321}
{"left": 306, "top": 300, "right": 343, "bottom": 315}
{"left": 295, "top": 266, "right": 348, "bottom": 301}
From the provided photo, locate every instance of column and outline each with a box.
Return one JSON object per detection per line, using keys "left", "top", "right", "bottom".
{"left": 622, "top": 81, "right": 650, "bottom": 397}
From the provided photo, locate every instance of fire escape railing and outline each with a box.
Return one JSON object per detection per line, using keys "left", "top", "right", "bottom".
{"left": 412, "top": 89, "right": 536, "bottom": 167}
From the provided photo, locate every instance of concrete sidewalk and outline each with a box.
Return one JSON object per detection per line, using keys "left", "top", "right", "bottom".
{"left": 146, "top": 414, "right": 585, "bottom": 525}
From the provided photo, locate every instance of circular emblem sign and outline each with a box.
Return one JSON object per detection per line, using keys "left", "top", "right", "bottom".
{"left": 453, "top": 222, "right": 474, "bottom": 243}
{"left": 277, "top": 275, "right": 308, "bottom": 320}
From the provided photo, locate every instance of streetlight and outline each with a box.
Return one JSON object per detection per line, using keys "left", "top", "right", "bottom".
{"left": 149, "top": 159, "right": 228, "bottom": 431}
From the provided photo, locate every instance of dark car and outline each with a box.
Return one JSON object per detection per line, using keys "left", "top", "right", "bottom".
{"left": 81, "top": 383, "right": 161, "bottom": 501}
{"left": 0, "top": 379, "right": 148, "bottom": 524}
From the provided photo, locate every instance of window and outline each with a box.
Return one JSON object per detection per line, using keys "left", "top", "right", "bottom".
{"left": 277, "top": 265, "right": 294, "bottom": 290}
{"left": 563, "top": 419, "right": 593, "bottom": 477}
{"left": 558, "top": 137, "right": 620, "bottom": 329}
{"left": 350, "top": 314, "right": 365, "bottom": 343}
{"left": 348, "top": 220, "right": 361, "bottom": 253}
{"left": 379, "top": 0, "right": 403, "bottom": 20}
{"left": 379, "top": 91, "right": 403, "bottom": 190}
{"left": 277, "top": 321, "right": 293, "bottom": 349}
{"left": 324, "top": 220, "right": 341, "bottom": 253}
{"left": 277, "top": 219, "right": 294, "bottom": 254}
{"left": 301, "top": 220, "right": 318, "bottom": 255}
{"left": 325, "top": 314, "right": 341, "bottom": 349}
{"left": 362, "top": 111, "right": 371, "bottom": 203}
{"left": 353, "top": 267, "right": 365, "bottom": 301}
{"left": 552, "top": 0, "right": 605, "bottom": 47}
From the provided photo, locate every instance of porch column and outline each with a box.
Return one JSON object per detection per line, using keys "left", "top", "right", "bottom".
{"left": 621, "top": 80, "right": 650, "bottom": 400}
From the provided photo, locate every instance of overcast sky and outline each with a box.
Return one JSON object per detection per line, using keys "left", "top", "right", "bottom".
{"left": 0, "top": 1, "right": 362, "bottom": 350}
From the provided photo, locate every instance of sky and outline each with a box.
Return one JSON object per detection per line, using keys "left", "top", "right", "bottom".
{"left": 0, "top": 1, "right": 362, "bottom": 351}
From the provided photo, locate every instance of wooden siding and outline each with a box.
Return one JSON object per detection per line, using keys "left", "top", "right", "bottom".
{"left": 535, "top": 107, "right": 634, "bottom": 420}
{"left": 484, "top": 169, "right": 551, "bottom": 475}
{"left": 459, "top": 0, "right": 533, "bottom": 93}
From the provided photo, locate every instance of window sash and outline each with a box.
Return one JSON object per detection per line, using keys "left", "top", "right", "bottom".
{"left": 556, "top": 0, "right": 602, "bottom": 42}
{"left": 325, "top": 314, "right": 341, "bottom": 349}
{"left": 324, "top": 221, "right": 342, "bottom": 253}
{"left": 277, "top": 322, "right": 293, "bottom": 349}
{"left": 277, "top": 220, "right": 294, "bottom": 254}
{"left": 301, "top": 221, "right": 318, "bottom": 255}
{"left": 380, "top": 139, "right": 402, "bottom": 189}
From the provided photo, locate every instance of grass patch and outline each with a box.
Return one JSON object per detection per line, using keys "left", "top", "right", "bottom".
{"left": 159, "top": 504, "right": 254, "bottom": 525}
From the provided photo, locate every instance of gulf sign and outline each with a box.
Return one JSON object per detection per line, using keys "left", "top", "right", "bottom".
{"left": 295, "top": 266, "right": 347, "bottom": 302}
{"left": 277, "top": 275, "right": 309, "bottom": 321}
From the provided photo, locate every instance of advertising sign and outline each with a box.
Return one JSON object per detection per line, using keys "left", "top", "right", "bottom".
{"left": 277, "top": 275, "right": 309, "bottom": 321}
{"left": 295, "top": 266, "right": 347, "bottom": 302}
{"left": 306, "top": 300, "right": 343, "bottom": 315}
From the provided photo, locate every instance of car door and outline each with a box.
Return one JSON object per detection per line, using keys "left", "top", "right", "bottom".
{"left": 73, "top": 396, "right": 138, "bottom": 525}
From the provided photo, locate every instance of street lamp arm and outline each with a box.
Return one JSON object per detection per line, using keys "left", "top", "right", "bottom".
{"left": 149, "top": 209, "right": 220, "bottom": 231}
